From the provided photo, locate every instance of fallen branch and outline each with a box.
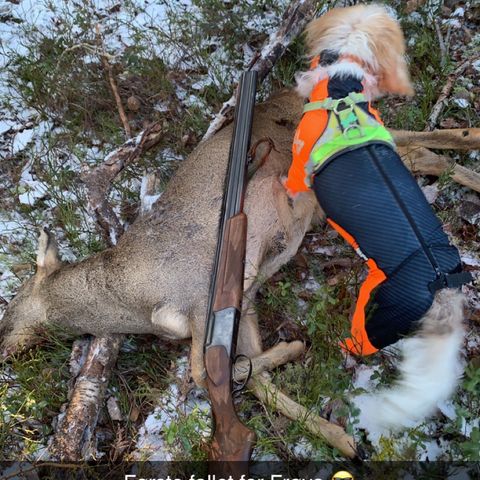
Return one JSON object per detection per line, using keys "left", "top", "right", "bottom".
{"left": 249, "top": 372, "right": 357, "bottom": 459}
{"left": 234, "top": 340, "right": 305, "bottom": 381}
{"left": 50, "top": 335, "right": 123, "bottom": 461}
{"left": 235, "top": 342, "right": 356, "bottom": 458}
{"left": 425, "top": 59, "right": 474, "bottom": 131}
{"left": 433, "top": 19, "right": 448, "bottom": 67}
{"left": 202, "top": 0, "right": 317, "bottom": 141}
{"left": 399, "top": 146, "right": 480, "bottom": 193}
{"left": 391, "top": 128, "right": 480, "bottom": 150}
{"left": 80, "top": 122, "right": 162, "bottom": 246}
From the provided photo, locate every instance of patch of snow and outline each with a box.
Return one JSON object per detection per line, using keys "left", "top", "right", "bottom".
{"left": 303, "top": 275, "right": 321, "bottom": 292}
{"left": 466, "top": 330, "right": 480, "bottom": 351}
{"left": 421, "top": 183, "right": 439, "bottom": 204}
{"left": 131, "top": 354, "right": 211, "bottom": 460}
{"left": 438, "top": 400, "right": 457, "bottom": 421}
{"left": 383, "top": 5, "right": 398, "bottom": 20}
{"left": 290, "top": 437, "right": 313, "bottom": 459}
{"left": 442, "top": 18, "right": 461, "bottom": 29}
{"left": 461, "top": 417, "right": 479, "bottom": 438}
{"left": 313, "top": 245, "right": 338, "bottom": 256}
{"left": 12, "top": 127, "right": 34, "bottom": 154}
{"left": 461, "top": 253, "right": 480, "bottom": 268}
{"left": 154, "top": 101, "right": 170, "bottom": 113}
{"left": 18, "top": 166, "right": 47, "bottom": 205}
{"left": 452, "top": 7, "right": 465, "bottom": 17}
{"left": 419, "top": 438, "right": 448, "bottom": 461}
{"left": 473, "top": 60, "right": 480, "bottom": 73}
{"left": 408, "top": 12, "right": 424, "bottom": 25}
{"left": 352, "top": 364, "right": 381, "bottom": 391}
{"left": 453, "top": 98, "right": 470, "bottom": 109}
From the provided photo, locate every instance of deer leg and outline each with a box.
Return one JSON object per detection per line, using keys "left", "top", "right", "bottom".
{"left": 151, "top": 304, "right": 190, "bottom": 340}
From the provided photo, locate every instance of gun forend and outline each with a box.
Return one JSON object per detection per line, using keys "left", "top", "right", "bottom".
{"left": 212, "top": 213, "right": 247, "bottom": 312}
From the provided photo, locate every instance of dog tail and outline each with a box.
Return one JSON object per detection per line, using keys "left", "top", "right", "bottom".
{"left": 355, "top": 289, "right": 465, "bottom": 434}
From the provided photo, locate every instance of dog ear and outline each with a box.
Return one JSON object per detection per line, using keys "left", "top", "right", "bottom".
{"left": 369, "top": 15, "right": 414, "bottom": 97}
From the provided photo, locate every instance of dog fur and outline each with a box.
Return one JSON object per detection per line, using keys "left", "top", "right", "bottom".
{"left": 296, "top": 4, "right": 465, "bottom": 434}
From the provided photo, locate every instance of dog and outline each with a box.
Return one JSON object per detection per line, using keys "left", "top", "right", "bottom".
{"left": 284, "top": 4, "right": 472, "bottom": 434}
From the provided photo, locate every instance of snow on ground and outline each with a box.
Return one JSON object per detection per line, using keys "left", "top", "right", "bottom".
{"left": 131, "top": 354, "right": 211, "bottom": 460}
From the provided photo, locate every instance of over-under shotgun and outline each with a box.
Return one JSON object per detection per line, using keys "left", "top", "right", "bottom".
{"left": 204, "top": 71, "right": 257, "bottom": 461}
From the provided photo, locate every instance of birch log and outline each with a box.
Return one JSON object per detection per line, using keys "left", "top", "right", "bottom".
{"left": 49, "top": 335, "right": 123, "bottom": 460}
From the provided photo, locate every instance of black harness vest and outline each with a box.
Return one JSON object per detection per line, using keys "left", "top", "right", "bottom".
{"left": 311, "top": 71, "right": 471, "bottom": 351}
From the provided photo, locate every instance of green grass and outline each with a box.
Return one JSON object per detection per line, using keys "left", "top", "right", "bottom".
{"left": 0, "top": 325, "right": 73, "bottom": 459}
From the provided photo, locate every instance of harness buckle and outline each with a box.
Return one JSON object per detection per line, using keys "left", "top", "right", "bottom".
{"left": 428, "top": 271, "right": 473, "bottom": 294}
{"left": 344, "top": 123, "right": 364, "bottom": 139}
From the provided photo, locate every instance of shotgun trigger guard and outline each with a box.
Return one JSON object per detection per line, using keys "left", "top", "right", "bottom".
{"left": 232, "top": 354, "right": 253, "bottom": 395}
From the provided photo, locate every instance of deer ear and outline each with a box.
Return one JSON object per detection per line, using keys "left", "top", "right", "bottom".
{"left": 36, "top": 228, "right": 62, "bottom": 276}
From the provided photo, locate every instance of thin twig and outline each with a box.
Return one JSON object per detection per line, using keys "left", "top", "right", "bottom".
{"left": 96, "top": 24, "right": 132, "bottom": 139}
{"left": 425, "top": 58, "right": 475, "bottom": 131}
{"left": 434, "top": 19, "right": 447, "bottom": 67}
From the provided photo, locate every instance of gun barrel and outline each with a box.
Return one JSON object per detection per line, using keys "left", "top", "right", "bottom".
{"left": 204, "top": 71, "right": 257, "bottom": 352}
{"left": 224, "top": 71, "right": 258, "bottom": 218}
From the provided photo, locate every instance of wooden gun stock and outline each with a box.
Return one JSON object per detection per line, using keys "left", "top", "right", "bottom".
{"left": 205, "top": 345, "right": 256, "bottom": 461}
{"left": 207, "top": 213, "right": 256, "bottom": 462}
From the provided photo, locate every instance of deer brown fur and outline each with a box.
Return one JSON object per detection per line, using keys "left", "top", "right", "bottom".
{"left": 1, "top": 90, "right": 319, "bottom": 386}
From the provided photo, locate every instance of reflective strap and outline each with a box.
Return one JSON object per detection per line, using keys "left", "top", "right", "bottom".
{"left": 303, "top": 92, "right": 367, "bottom": 113}
{"left": 303, "top": 98, "right": 335, "bottom": 112}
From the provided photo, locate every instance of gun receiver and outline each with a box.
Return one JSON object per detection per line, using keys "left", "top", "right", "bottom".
{"left": 204, "top": 71, "right": 257, "bottom": 462}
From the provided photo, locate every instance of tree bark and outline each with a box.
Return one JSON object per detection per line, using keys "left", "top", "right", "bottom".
{"left": 49, "top": 335, "right": 123, "bottom": 461}
{"left": 391, "top": 128, "right": 480, "bottom": 150}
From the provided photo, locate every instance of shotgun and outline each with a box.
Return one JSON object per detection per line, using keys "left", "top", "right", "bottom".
{"left": 204, "top": 71, "right": 257, "bottom": 461}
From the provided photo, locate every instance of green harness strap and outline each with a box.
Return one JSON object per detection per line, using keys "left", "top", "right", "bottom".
{"left": 303, "top": 93, "right": 395, "bottom": 187}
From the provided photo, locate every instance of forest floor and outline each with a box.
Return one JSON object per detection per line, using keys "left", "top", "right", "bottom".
{"left": 0, "top": 0, "right": 479, "bottom": 467}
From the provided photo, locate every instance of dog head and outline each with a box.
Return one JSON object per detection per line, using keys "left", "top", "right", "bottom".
{"left": 301, "top": 4, "right": 414, "bottom": 98}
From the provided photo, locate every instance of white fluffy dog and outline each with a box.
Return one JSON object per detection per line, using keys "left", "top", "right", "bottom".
{"left": 290, "top": 4, "right": 468, "bottom": 435}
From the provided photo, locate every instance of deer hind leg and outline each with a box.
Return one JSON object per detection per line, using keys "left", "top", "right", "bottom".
{"left": 151, "top": 304, "right": 190, "bottom": 340}
{"left": 237, "top": 298, "right": 263, "bottom": 359}
{"left": 189, "top": 307, "right": 209, "bottom": 388}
